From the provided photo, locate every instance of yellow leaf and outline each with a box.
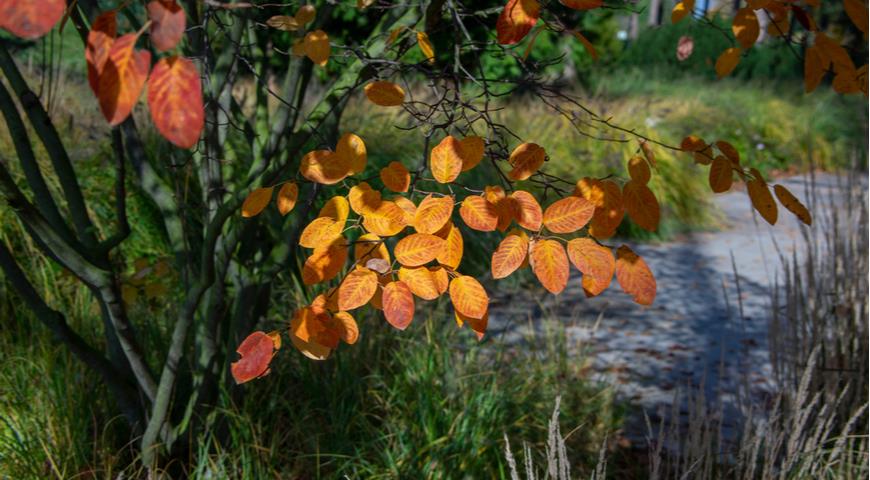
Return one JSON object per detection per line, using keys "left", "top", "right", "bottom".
{"left": 459, "top": 195, "right": 498, "bottom": 232}
{"left": 497, "top": 0, "right": 541, "bottom": 45}
{"left": 615, "top": 245, "right": 656, "bottom": 305}
{"left": 363, "top": 200, "right": 407, "bottom": 237}
{"left": 302, "top": 240, "right": 348, "bottom": 285}
{"left": 566, "top": 238, "right": 614, "bottom": 297}
{"left": 349, "top": 182, "right": 382, "bottom": 215}
{"left": 398, "top": 266, "right": 449, "bottom": 300}
{"left": 448, "top": 275, "right": 489, "bottom": 319}
{"left": 508, "top": 142, "right": 545, "bottom": 181}
{"left": 337, "top": 267, "right": 378, "bottom": 311}
{"left": 434, "top": 221, "right": 464, "bottom": 269}
{"left": 459, "top": 136, "right": 486, "bottom": 172}
{"left": 354, "top": 232, "right": 390, "bottom": 264}
{"left": 364, "top": 81, "right": 405, "bottom": 106}
{"left": 336, "top": 132, "right": 367, "bottom": 174}
{"left": 529, "top": 239, "right": 569, "bottom": 294}
{"left": 773, "top": 184, "right": 811, "bottom": 225}
{"left": 299, "top": 217, "right": 344, "bottom": 248}
{"left": 413, "top": 194, "right": 454, "bottom": 234}
{"left": 543, "top": 196, "right": 594, "bottom": 233}
{"left": 491, "top": 230, "right": 529, "bottom": 279}
{"left": 380, "top": 161, "right": 411, "bottom": 193}
{"left": 575, "top": 178, "right": 624, "bottom": 239}
{"left": 430, "top": 136, "right": 464, "bottom": 184}
{"left": 416, "top": 31, "right": 435, "bottom": 63}
{"left": 241, "top": 187, "right": 273, "bottom": 217}
{"left": 319, "top": 196, "right": 350, "bottom": 223}
{"left": 394, "top": 233, "right": 446, "bottom": 267}
{"left": 300, "top": 150, "right": 349, "bottom": 185}
{"left": 715, "top": 47, "right": 741, "bottom": 77}
{"left": 276, "top": 183, "right": 298, "bottom": 216}
{"left": 303, "top": 30, "right": 330, "bottom": 66}
{"left": 622, "top": 180, "right": 660, "bottom": 232}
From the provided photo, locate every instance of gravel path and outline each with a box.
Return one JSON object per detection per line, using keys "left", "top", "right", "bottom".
{"left": 488, "top": 173, "right": 854, "bottom": 440}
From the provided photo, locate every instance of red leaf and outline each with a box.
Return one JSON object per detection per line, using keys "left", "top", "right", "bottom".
{"left": 147, "top": 56, "right": 204, "bottom": 148}
{"left": 0, "top": 0, "right": 65, "bottom": 39}
{"left": 98, "top": 34, "right": 151, "bottom": 126}
{"left": 86, "top": 11, "right": 117, "bottom": 96}
{"left": 231, "top": 331, "right": 279, "bottom": 384}
{"left": 147, "top": 0, "right": 186, "bottom": 52}
{"left": 496, "top": 0, "right": 540, "bottom": 45}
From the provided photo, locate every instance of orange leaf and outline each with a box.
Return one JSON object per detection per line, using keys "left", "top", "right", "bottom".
{"left": 627, "top": 155, "right": 651, "bottom": 184}
{"left": 844, "top": 0, "right": 869, "bottom": 36}
{"left": 333, "top": 311, "right": 359, "bottom": 345}
{"left": 300, "top": 150, "right": 350, "bottom": 185}
{"left": 349, "top": 182, "right": 382, "bottom": 215}
{"left": 456, "top": 310, "right": 489, "bottom": 340}
{"left": 435, "top": 222, "right": 464, "bottom": 269}
{"left": 320, "top": 196, "right": 350, "bottom": 223}
{"left": 715, "top": 47, "right": 741, "bottom": 78}
{"left": 640, "top": 141, "right": 657, "bottom": 168}
{"left": 336, "top": 132, "right": 367, "bottom": 174}
{"left": 459, "top": 195, "right": 498, "bottom": 232}
{"left": 338, "top": 267, "right": 379, "bottom": 311}
{"left": 543, "top": 196, "right": 594, "bottom": 233}
{"left": 395, "top": 233, "right": 446, "bottom": 267}
{"left": 566, "top": 238, "right": 614, "bottom": 297}
{"left": 561, "top": 0, "right": 602, "bottom": 9}
{"left": 354, "top": 232, "right": 390, "bottom": 264}
{"left": 449, "top": 275, "right": 489, "bottom": 319}
{"left": 398, "top": 266, "right": 449, "bottom": 300}
{"left": 416, "top": 31, "right": 435, "bottom": 63}
{"left": 570, "top": 30, "right": 599, "bottom": 60}
{"left": 497, "top": 0, "right": 541, "bottom": 45}
{"left": 623, "top": 180, "right": 660, "bottom": 232}
{"left": 680, "top": 135, "right": 707, "bottom": 152}
{"left": 715, "top": 140, "right": 740, "bottom": 166}
{"left": 414, "top": 194, "right": 454, "bottom": 234}
{"left": 393, "top": 196, "right": 417, "bottom": 225}
{"left": 231, "top": 331, "right": 279, "bottom": 384}
{"left": 732, "top": 8, "right": 759, "bottom": 50}
{"left": 747, "top": 174, "right": 777, "bottom": 225}
{"left": 241, "top": 187, "right": 273, "bottom": 217}
{"left": 510, "top": 190, "right": 543, "bottom": 231}
{"left": 430, "top": 136, "right": 464, "bottom": 184}
{"left": 708, "top": 156, "right": 733, "bottom": 193}
{"left": 671, "top": 0, "right": 693, "bottom": 23}
{"left": 98, "top": 33, "right": 151, "bottom": 126}
{"left": 615, "top": 245, "right": 656, "bottom": 305}
{"left": 508, "top": 142, "right": 545, "bottom": 181}
{"left": 576, "top": 178, "right": 624, "bottom": 239}
{"left": 147, "top": 56, "right": 204, "bottom": 148}
{"left": 530, "top": 239, "right": 569, "bottom": 294}
{"left": 773, "top": 184, "right": 811, "bottom": 226}
{"left": 491, "top": 230, "right": 529, "bottom": 279}
{"left": 147, "top": 0, "right": 185, "bottom": 52}
{"left": 302, "top": 240, "right": 348, "bottom": 285}
{"left": 300, "top": 217, "right": 344, "bottom": 248}
{"left": 804, "top": 44, "right": 828, "bottom": 93}
{"left": 0, "top": 0, "right": 65, "bottom": 39}
{"left": 459, "top": 136, "right": 486, "bottom": 172}
{"left": 364, "top": 80, "right": 405, "bottom": 106}
{"left": 86, "top": 11, "right": 116, "bottom": 96}
{"left": 383, "top": 281, "right": 415, "bottom": 329}
{"left": 303, "top": 29, "right": 330, "bottom": 66}
{"left": 296, "top": 4, "right": 316, "bottom": 24}
{"left": 380, "top": 161, "right": 411, "bottom": 192}
{"left": 276, "top": 183, "right": 298, "bottom": 215}
{"left": 363, "top": 200, "right": 407, "bottom": 237}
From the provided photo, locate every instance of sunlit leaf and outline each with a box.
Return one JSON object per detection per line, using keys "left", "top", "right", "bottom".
{"left": 381, "top": 161, "right": 411, "bottom": 193}
{"left": 338, "top": 267, "right": 379, "bottom": 311}
{"left": 627, "top": 155, "right": 651, "bottom": 184}
{"left": 615, "top": 245, "right": 656, "bottom": 305}
{"left": 231, "top": 331, "right": 279, "bottom": 384}
{"left": 708, "top": 156, "right": 733, "bottom": 193}
{"left": 98, "top": 33, "right": 151, "bottom": 126}
{"left": 333, "top": 311, "right": 359, "bottom": 345}
{"left": 459, "top": 136, "right": 486, "bottom": 172}
{"left": 492, "top": 230, "right": 529, "bottom": 279}
{"left": 303, "top": 30, "right": 330, "bottom": 66}
{"left": 147, "top": 56, "right": 204, "bottom": 148}
{"left": 300, "top": 217, "right": 344, "bottom": 248}
{"left": 416, "top": 31, "right": 435, "bottom": 63}
{"left": 276, "top": 183, "right": 298, "bottom": 216}
{"left": 430, "top": 136, "right": 464, "bottom": 184}
{"left": 496, "top": 0, "right": 541, "bottom": 45}
{"left": 364, "top": 81, "right": 405, "bottom": 106}
{"left": 302, "top": 240, "right": 348, "bottom": 285}
{"left": 354, "top": 232, "right": 390, "bottom": 264}
{"left": 543, "top": 196, "right": 594, "bottom": 233}
{"left": 383, "top": 281, "right": 415, "bottom": 330}
{"left": 435, "top": 222, "right": 464, "bottom": 269}
{"left": 363, "top": 200, "right": 407, "bottom": 237}
{"left": 508, "top": 142, "right": 545, "bottom": 181}
{"left": 241, "top": 187, "right": 274, "bottom": 218}
{"left": 296, "top": 4, "right": 316, "bottom": 24}
{"left": 300, "top": 150, "right": 350, "bottom": 184}
{"left": 510, "top": 190, "right": 543, "bottom": 231}
{"left": 566, "top": 238, "right": 614, "bottom": 297}
{"left": 530, "top": 239, "right": 569, "bottom": 294}
{"left": 0, "top": 0, "right": 65, "bottom": 39}
{"left": 414, "top": 194, "right": 454, "bottom": 234}
{"left": 86, "top": 11, "right": 116, "bottom": 96}
{"left": 336, "top": 132, "right": 367, "bottom": 174}
{"left": 394, "top": 233, "right": 446, "bottom": 267}
{"left": 460, "top": 195, "right": 498, "bottom": 232}
{"left": 398, "top": 266, "right": 449, "bottom": 300}
{"left": 449, "top": 275, "right": 489, "bottom": 319}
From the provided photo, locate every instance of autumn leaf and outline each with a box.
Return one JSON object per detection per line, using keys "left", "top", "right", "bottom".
{"left": 569, "top": 30, "right": 599, "bottom": 60}
{"left": 266, "top": 15, "right": 300, "bottom": 31}
{"left": 0, "top": 0, "right": 65, "bottom": 39}
{"left": 333, "top": 311, "right": 359, "bottom": 345}
{"left": 615, "top": 245, "right": 656, "bottom": 305}
{"left": 576, "top": 178, "right": 624, "bottom": 239}
{"left": 508, "top": 143, "right": 546, "bottom": 181}
{"left": 98, "top": 33, "right": 151, "bottom": 126}
{"left": 435, "top": 222, "right": 464, "bottom": 269}
{"left": 640, "top": 141, "right": 657, "bottom": 167}
{"left": 715, "top": 140, "right": 740, "bottom": 166}
{"left": 338, "top": 267, "right": 379, "bottom": 311}
{"left": 336, "top": 133, "right": 367, "bottom": 174}
{"left": 747, "top": 173, "right": 777, "bottom": 225}
{"left": 383, "top": 281, "right": 415, "bottom": 329}
{"left": 449, "top": 275, "right": 489, "bottom": 319}
{"left": 456, "top": 311, "right": 489, "bottom": 340}
{"left": 459, "top": 136, "right": 486, "bottom": 171}
{"left": 623, "top": 180, "right": 660, "bottom": 232}
{"left": 296, "top": 4, "right": 316, "bottom": 24}
{"left": 349, "top": 182, "right": 382, "bottom": 215}
{"left": 303, "top": 30, "right": 330, "bottom": 66}
{"left": 708, "top": 156, "right": 733, "bottom": 193}
{"left": 459, "top": 195, "right": 498, "bottom": 232}
{"left": 395, "top": 233, "right": 446, "bottom": 267}
{"left": 86, "top": 11, "right": 117, "bottom": 96}
{"left": 354, "top": 233, "right": 390, "bottom": 264}
{"left": 231, "top": 331, "right": 280, "bottom": 384}
{"left": 302, "top": 240, "right": 348, "bottom": 285}
{"left": 497, "top": 0, "right": 541, "bottom": 45}
{"left": 530, "top": 239, "right": 569, "bottom": 294}
{"left": 510, "top": 190, "right": 543, "bottom": 231}
{"left": 276, "top": 183, "right": 298, "bottom": 215}
{"left": 300, "top": 150, "right": 350, "bottom": 185}
{"left": 732, "top": 8, "right": 759, "bottom": 50}
{"left": 416, "top": 31, "right": 435, "bottom": 63}
{"left": 671, "top": 0, "right": 694, "bottom": 24}
{"left": 147, "top": 56, "right": 204, "bottom": 149}
{"left": 398, "top": 266, "right": 449, "bottom": 300}
{"left": 365, "top": 81, "right": 406, "bottom": 106}
{"left": 381, "top": 161, "right": 411, "bottom": 192}
{"left": 492, "top": 230, "right": 529, "bottom": 279}
{"left": 393, "top": 196, "right": 417, "bottom": 225}
{"left": 147, "top": 0, "right": 186, "bottom": 52}
{"left": 241, "top": 187, "right": 274, "bottom": 217}
{"left": 299, "top": 217, "right": 344, "bottom": 249}
{"left": 543, "top": 196, "right": 594, "bottom": 233}
{"left": 430, "top": 136, "right": 464, "bottom": 184}
{"left": 414, "top": 194, "right": 454, "bottom": 234}
{"left": 627, "top": 155, "right": 651, "bottom": 184}
{"left": 715, "top": 47, "right": 741, "bottom": 78}
{"left": 773, "top": 184, "right": 811, "bottom": 225}
{"left": 561, "top": 0, "right": 602, "bottom": 10}
{"left": 566, "top": 238, "right": 614, "bottom": 297}
{"left": 363, "top": 200, "right": 408, "bottom": 237}
{"left": 844, "top": 0, "right": 869, "bottom": 36}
